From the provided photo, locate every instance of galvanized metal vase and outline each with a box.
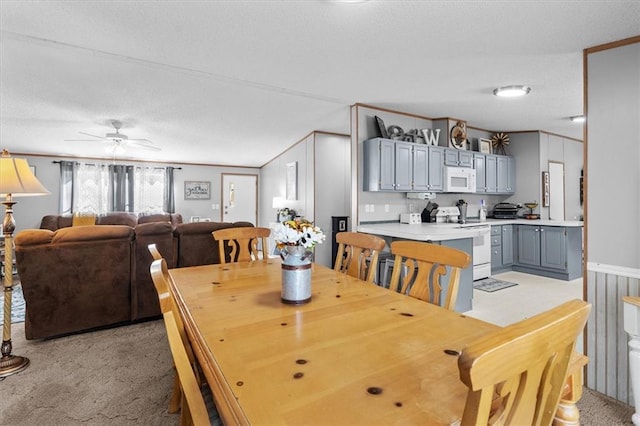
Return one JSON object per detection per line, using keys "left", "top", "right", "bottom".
{"left": 280, "top": 245, "right": 312, "bottom": 304}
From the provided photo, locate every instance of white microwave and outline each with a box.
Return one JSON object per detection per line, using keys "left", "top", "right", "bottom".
{"left": 444, "top": 167, "right": 476, "bottom": 193}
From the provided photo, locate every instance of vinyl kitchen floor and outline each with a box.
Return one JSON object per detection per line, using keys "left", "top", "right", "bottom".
{"left": 464, "top": 271, "right": 584, "bottom": 352}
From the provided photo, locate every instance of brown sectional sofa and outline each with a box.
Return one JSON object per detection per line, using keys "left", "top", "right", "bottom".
{"left": 15, "top": 213, "right": 253, "bottom": 340}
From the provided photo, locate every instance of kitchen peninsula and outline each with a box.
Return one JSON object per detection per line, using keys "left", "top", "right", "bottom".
{"left": 357, "top": 221, "right": 488, "bottom": 312}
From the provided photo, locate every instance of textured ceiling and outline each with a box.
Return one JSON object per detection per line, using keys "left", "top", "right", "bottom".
{"left": 1, "top": 1, "right": 639, "bottom": 167}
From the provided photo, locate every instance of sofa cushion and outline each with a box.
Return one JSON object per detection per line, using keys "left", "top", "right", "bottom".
{"left": 96, "top": 213, "right": 137, "bottom": 227}
{"left": 14, "top": 229, "right": 55, "bottom": 246}
{"left": 52, "top": 225, "right": 135, "bottom": 243}
{"left": 137, "top": 213, "right": 183, "bottom": 226}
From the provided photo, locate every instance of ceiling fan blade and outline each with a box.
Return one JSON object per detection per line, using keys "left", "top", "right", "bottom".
{"left": 64, "top": 139, "right": 106, "bottom": 142}
{"left": 126, "top": 140, "right": 161, "bottom": 151}
{"left": 79, "top": 131, "right": 109, "bottom": 140}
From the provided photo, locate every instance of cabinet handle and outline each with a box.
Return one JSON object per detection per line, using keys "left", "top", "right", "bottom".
{"left": 540, "top": 228, "right": 544, "bottom": 232}
{"left": 535, "top": 228, "right": 539, "bottom": 232}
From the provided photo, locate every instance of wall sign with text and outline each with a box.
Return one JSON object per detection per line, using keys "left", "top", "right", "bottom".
{"left": 185, "top": 181, "right": 211, "bottom": 200}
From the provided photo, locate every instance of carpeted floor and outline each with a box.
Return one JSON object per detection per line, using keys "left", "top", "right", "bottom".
{"left": 0, "top": 319, "right": 635, "bottom": 425}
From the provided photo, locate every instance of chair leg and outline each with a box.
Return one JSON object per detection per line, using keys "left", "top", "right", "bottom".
{"left": 169, "top": 372, "right": 182, "bottom": 414}
{"left": 179, "top": 392, "right": 194, "bottom": 426}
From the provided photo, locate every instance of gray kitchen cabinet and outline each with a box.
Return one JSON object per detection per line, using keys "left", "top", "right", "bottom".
{"left": 363, "top": 138, "right": 442, "bottom": 192}
{"left": 444, "top": 148, "right": 474, "bottom": 168}
{"left": 427, "top": 146, "right": 445, "bottom": 191}
{"left": 513, "top": 225, "right": 582, "bottom": 280}
{"left": 491, "top": 224, "right": 513, "bottom": 274}
{"left": 474, "top": 153, "right": 497, "bottom": 193}
{"left": 394, "top": 141, "right": 413, "bottom": 191}
{"left": 496, "top": 156, "right": 515, "bottom": 193}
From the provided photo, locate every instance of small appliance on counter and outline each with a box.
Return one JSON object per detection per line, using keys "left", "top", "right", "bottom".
{"left": 400, "top": 213, "right": 421, "bottom": 224}
{"left": 421, "top": 201, "right": 439, "bottom": 223}
{"left": 434, "top": 206, "right": 460, "bottom": 223}
{"left": 492, "top": 202, "right": 521, "bottom": 219}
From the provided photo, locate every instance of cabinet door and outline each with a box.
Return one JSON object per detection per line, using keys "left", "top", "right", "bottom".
{"left": 517, "top": 225, "right": 541, "bottom": 266}
{"left": 412, "top": 144, "right": 429, "bottom": 191}
{"left": 496, "top": 156, "right": 512, "bottom": 193}
{"left": 427, "top": 146, "right": 445, "bottom": 191}
{"left": 502, "top": 225, "right": 513, "bottom": 266}
{"left": 474, "top": 154, "right": 486, "bottom": 192}
{"left": 485, "top": 155, "right": 497, "bottom": 193}
{"left": 444, "top": 149, "right": 459, "bottom": 166}
{"left": 394, "top": 142, "right": 413, "bottom": 191}
{"left": 458, "top": 151, "right": 474, "bottom": 168}
{"left": 379, "top": 139, "right": 396, "bottom": 191}
{"left": 540, "top": 226, "right": 567, "bottom": 270}
{"left": 506, "top": 157, "right": 515, "bottom": 193}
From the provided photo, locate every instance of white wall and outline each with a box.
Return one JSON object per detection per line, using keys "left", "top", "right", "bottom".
{"left": 12, "top": 154, "right": 258, "bottom": 234}
{"left": 258, "top": 132, "right": 350, "bottom": 267}
{"left": 587, "top": 41, "right": 640, "bottom": 269}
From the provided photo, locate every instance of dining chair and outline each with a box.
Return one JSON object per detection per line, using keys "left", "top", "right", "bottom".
{"left": 333, "top": 231, "right": 386, "bottom": 283}
{"left": 163, "top": 309, "right": 211, "bottom": 426}
{"left": 148, "top": 243, "right": 162, "bottom": 261}
{"left": 388, "top": 240, "right": 471, "bottom": 310}
{"left": 150, "top": 258, "right": 205, "bottom": 416}
{"left": 212, "top": 226, "right": 271, "bottom": 264}
{"left": 457, "top": 299, "right": 591, "bottom": 426}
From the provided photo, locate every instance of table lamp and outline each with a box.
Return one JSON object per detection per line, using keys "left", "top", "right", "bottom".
{"left": 0, "top": 149, "right": 49, "bottom": 377}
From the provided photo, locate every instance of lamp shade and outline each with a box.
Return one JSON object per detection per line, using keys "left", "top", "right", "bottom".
{"left": 0, "top": 150, "right": 50, "bottom": 197}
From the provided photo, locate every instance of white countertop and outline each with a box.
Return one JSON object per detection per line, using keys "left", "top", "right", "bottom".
{"left": 357, "top": 218, "right": 583, "bottom": 242}
{"left": 357, "top": 222, "right": 489, "bottom": 242}
{"left": 485, "top": 218, "right": 584, "bottom": 227}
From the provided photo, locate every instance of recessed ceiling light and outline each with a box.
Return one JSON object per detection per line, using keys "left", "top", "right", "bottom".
{"left": 570, "top": 115, "right": 586, "bottom": 123}
{"left": 493, "top": 85, "right": 531, "bottom": 98}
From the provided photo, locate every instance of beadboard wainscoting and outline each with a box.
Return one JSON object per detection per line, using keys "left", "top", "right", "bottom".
{"left": 586, "top": 263, "right": 640, "bottom": 405}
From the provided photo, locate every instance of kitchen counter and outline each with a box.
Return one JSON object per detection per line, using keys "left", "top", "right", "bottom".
{"left": 485, "top": 218, "right": 584, "bottom": 227}
{"left": 357, "top": 222, "right": 489, "bottom": 242}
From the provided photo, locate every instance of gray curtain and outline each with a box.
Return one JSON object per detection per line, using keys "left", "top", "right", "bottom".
{"left": 164, "top": 166, "right": 175, "bottom": 213}
{"left": 109, "top": 165, "right": 135, "bottom": 212}
{"left": 58, "top": 161, "right": 76, "bottom": 215}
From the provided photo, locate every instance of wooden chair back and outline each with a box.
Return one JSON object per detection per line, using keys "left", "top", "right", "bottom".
{"left": 389, "top": 240, "right": 471, "bottom": 310}
{"left": 148, "top": 243, "right": 163, "bottom": 261}
{"left": 458, "top": 299, "right": 591, "bottom": 426}
{"left": 150, "top": 258, "right": 204, "bottom": 415}
{"left": 163, "top": 310, "right": 211, "bottom": 426}
{"left": 333, "top": 232, "right": 386, "bottom": 283}
{"left": 212, "top": 226, "right": 271, "bottom": 264}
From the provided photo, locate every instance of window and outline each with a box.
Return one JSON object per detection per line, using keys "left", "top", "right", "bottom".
{"left": 59, "top": 161, "right": 175, "bottom": 215}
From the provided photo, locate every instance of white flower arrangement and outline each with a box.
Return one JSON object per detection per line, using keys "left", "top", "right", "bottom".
{"left": 272, "top": 219, "right": 325, "bottom": 249}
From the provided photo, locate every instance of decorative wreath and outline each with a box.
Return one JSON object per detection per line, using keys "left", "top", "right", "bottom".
{"left": 491, "top": 132, "right": 510, "bottom": 155}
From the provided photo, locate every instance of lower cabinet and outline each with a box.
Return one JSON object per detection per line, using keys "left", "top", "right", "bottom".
{"left": 513, "top": 225, "right": 582, "bottom": 280}
{"left": 491, "top": 225, "right": 513, "bottom": 274}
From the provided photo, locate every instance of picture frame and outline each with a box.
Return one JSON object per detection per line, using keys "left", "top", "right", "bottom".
{"left": 479, "top": 138, "right": 492, "bottom": 154}
{"left": 374, "top": 115, "right": 389, "bottom": 139}
{"left": 184, "top": 181, "right": 211, "bottom": 200}
{"left": 542, "top": 171, "right": 550, "bottom": 207}
{"left": 29, "top": 165, "right": 36, "bottom": 176}
{"left": 286, "top": 161, "right": 298, "bottom": 201}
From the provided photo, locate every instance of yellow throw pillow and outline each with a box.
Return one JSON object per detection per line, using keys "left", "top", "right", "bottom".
{"left": 72, "top": 213, "right": 96, "bottom": 227}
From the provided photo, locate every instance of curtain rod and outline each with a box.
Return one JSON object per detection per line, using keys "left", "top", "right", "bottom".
{"left": 51, "top": 160, "right": 181, "bottom": 170}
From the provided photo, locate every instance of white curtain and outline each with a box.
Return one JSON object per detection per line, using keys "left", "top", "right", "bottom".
{"left": 75, "top": 163, "right": 110, "bottom": 215}
{"left": 134, "top": 166, "right": 166, "bottom": 214}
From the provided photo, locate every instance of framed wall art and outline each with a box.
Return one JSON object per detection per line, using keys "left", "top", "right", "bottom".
{"left": 478, "top": 138, "right": 492, "bottom": 154}
{"left": 286, "top": 161, "right": 298, "bottom": 201}
{"left": 184, "top": 181, "right": 211, "bottom": 200}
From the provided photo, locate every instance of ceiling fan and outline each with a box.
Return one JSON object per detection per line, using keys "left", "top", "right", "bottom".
{"left": 66, "top": 120, "right": 161, "bottom": 153}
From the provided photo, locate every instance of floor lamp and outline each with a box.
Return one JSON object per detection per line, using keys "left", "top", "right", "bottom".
{"left": 0, "top": 149, "right": 49, "bottom": 378}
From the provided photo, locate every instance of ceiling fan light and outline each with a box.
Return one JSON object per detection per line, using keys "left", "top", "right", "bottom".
{"left": 570, "top": 115, "right": 586, "bottom": 123}
{"left": 493, "top": 85, "right": 531, "bottom": 98}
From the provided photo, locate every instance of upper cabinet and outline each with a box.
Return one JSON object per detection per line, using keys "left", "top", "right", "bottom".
{"left": 444, "top": 149, "right": 474, "bottom": 168}
{"left": 474, "top": 153, "right": 513, "bottom": 194}
{"left": 363, "top": 138, "right": 444, "bottom": 192}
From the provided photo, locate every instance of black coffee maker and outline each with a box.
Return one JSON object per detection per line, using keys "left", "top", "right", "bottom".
{"left": 421, "top": 201, "right": 439, "bottom": 223}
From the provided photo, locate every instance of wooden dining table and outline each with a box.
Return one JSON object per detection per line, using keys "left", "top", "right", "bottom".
{"left": 169, "top": 259, "right": 585, "bottom": 425}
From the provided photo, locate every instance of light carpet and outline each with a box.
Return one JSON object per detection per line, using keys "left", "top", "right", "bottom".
{"left": 0, "top": 281, "right": 26, "bottom": 325}
{"left": 0, "top": 319, "right": 635, "bottom": 425}
{"left": 473, "top": 277, "right": 518, "bottom": 293}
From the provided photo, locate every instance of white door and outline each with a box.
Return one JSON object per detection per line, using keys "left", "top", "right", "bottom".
{"left": 221, "top": 174, "right": 258, "bottom": 224}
